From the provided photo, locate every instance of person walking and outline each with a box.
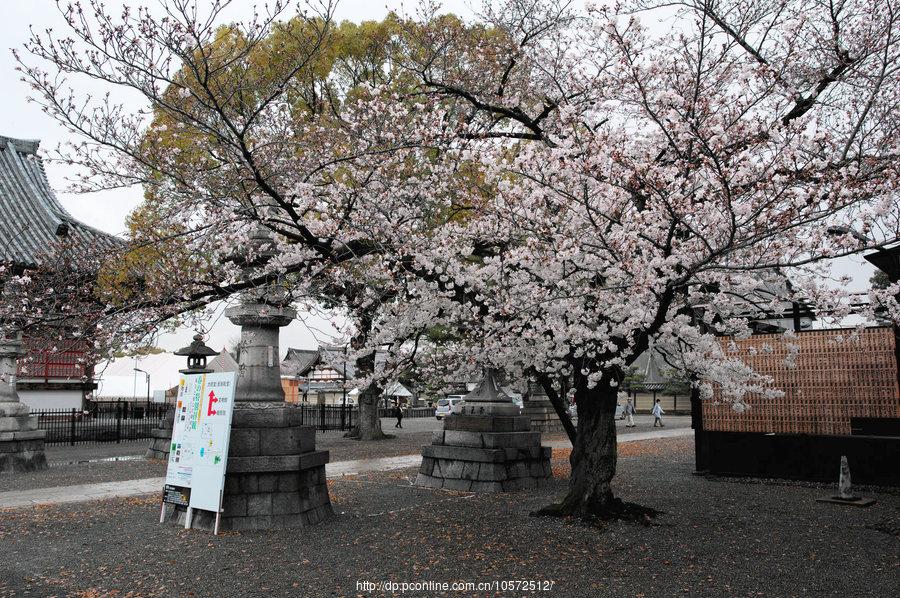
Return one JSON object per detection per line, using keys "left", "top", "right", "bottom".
{"left": 651, "top": 398, "right": 665, "bottom": 427}
{"left": 394, "top": 402, "right": 404, "bottom": 429}
{"left": 624, "top": 399, "right": 636, "bottom": 428}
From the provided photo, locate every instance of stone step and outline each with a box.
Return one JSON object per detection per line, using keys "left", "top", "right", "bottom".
{"left": 422, "top": 444, "right": 551, "bottom": 463}
{"left": 433, "top": 429, "right": 543, "bottom": 449}
{"left": 443, "top": 414, "right": 531, "bottom": 432}
{"left": 226, "top": 449, "right": 329, "bottom": 474}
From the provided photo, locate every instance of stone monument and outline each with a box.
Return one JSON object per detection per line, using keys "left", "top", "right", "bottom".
{"left": 416, "top": 369, "right": 552, "bottom": 492}
{"left": 521, "top": 381, "right": 566, "bottom": 434}
{"left": 0, "top": 333, "right": 48, "bottom": 473}
{"left": 815, "top": 455, "right": 876, "bottom": 507}
{"left": 165, "top": 227, "right": 332, "bottom": 530}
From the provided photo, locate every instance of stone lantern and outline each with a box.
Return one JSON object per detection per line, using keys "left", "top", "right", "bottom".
{"left": 165, "top": 225, "right": 332, "bottom": 531}
{"left": 145, "top": 334, "right": 218, "bottom": 461}
{"left": 173, "top": 333, "right": 218, "bottom": 374}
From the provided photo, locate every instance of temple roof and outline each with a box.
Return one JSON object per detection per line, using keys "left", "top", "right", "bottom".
{"left": 0, "top": 135, "right": 118, "bottom": 268}
{"left": 281, "top": 348, "right": 322, "bottom": 377}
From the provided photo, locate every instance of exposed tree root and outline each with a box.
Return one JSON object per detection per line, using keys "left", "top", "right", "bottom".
{"left": 530, "top": 496, "right": 660, "bottom": 526}
{"left": 342, "top": 427, "right": 395, "bottom": 441}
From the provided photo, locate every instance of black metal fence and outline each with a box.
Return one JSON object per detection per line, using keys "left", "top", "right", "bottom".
{"left": 33, "top": 400, "right": 169, "bottom": 446}
{"left": 378, "top": 406, "right": 436, "bottom": 418}
{"left": 297, "top": 404, "right": 436, "bottom": 431}
{"left": 296, "top": 404, "right": 355, "bottom": 431}
{"left": 32, "top": 401, "right": 438, "bottom": 444}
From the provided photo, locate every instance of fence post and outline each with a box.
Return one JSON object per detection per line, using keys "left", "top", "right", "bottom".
{"left": 115, "top": 400, "right": 122, "bottom": 444}
{"left": 320, "top": 403, "right": 326, "bottom": 433}
{"left": 70, "top": 408, "right": 76, "bottom": 446}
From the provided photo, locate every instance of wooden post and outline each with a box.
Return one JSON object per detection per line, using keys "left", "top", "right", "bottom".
{"left": 70, "top": 408, "right": 76, "bottom": 446}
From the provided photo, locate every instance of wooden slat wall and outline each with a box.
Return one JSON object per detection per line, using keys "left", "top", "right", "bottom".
{"left": 704, "top": 327, "right": 899, "bottom": 434}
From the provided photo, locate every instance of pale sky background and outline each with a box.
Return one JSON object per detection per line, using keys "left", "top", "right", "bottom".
{"left": 1, "top": 0, "right": 472, "bottom": 356}
{"left": 1, "top": 0, "right": 875, "bottom": 357}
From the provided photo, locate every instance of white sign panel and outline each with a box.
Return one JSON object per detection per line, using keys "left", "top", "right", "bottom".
{"left": 164, "top": 372, "right": 237, "bottom": 513}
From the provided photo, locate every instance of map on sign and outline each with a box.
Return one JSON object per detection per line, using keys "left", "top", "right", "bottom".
{"left": 164, "top": 372, "right": 237, "bottom": 513}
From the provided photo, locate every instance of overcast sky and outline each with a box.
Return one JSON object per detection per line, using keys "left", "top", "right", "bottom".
{"left": 2, "top": 0, "right": 472, "bottom": 356}
{"left": 2, "top": 0, "right": 874, "bottom": 356}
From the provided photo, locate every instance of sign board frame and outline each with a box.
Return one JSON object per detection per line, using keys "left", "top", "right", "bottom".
{"left": 160, "top": 371, "right": 237, "bottom": 535}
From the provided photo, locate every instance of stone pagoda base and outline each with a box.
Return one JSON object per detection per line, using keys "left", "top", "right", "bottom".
{"left": 145, "top": 405, "right": 174, "bottom": 460}
{"left": 165, "top": 403, "right": 332, "bottom": 531}
{"left": 416, "top": 413, "right": 552, "bottom": 492}
{"left": 522, "top": 396, "right": 566, "bottom": 434}
{"left": 0, "top": 425, "right": 47, "bottom": 473}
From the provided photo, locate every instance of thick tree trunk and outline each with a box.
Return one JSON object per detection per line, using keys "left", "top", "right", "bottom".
{"left": 341, "top": 307, "right": 391, "bottom": 441}
{"left": 345, "top": 387, "right": 389, "bottom": 440}
{"left": 534, "top": 379, "right": 656, "bottom": 522}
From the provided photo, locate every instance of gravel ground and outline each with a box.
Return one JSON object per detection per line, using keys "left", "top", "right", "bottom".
{"left": 1, "top": 437, "right": 897, "bottom": 597}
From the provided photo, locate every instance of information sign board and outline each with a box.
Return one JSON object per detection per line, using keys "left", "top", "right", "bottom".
{"left": 163, "top": 372, "right": 237, "bottom": 518}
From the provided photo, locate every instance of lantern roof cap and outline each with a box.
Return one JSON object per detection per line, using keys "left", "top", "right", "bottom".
{"left": 174, "top": 334, "right": 218, "bottom": 357}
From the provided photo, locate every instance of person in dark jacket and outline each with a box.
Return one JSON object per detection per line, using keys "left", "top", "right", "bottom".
{"left": 394, "top": 403, "right": 403, "bottom": 428}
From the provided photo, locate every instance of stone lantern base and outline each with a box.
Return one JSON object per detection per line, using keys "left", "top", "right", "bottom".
{"left": 522, "top": 395, "right": 566, "bottom": 434}
{"left": 0, "top": 417, "right": 48, "bottom": 473}
{"left": 1, "top": 336, "right": 48, "bottom": 473}
{"left": 415, "top": 413, "right": 552, "bottom": 492}
{"left": 165, "top": 403, "right": 332, "bottom": 531}
{"left": 145, "top": 405, "right": 175, "bottom": 461}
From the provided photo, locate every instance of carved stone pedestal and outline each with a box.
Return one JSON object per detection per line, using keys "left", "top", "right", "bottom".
{"left": 415, "top": 371, "right": 551, "bottom": 492}
{"left": 0, "top": 335, "right": 47, "bottom": 473}
{"left": 165, "top": 300, "right": 332, "bottom": 531}
{"left": 165, "top": 403, "right": 332, "bottom": 531}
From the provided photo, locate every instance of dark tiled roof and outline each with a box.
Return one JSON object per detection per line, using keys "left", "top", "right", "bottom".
{"left": 281, "top": 348, "right": 321, "bottom": 377}
{"left": 0, "top": 135, "right": 119, "bottom": 268}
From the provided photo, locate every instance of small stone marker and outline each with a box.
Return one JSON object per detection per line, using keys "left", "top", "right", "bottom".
{"left": 816, "top": 455, "right": 875, "bottom": 507}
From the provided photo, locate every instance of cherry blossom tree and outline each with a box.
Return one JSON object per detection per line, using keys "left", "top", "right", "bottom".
{"left": 13, "top": 0, "right": 900, "bottom": 519}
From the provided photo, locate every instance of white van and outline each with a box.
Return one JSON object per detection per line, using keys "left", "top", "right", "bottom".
{"left": 435, "top": 395, "right": 465, "bottom": 419}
